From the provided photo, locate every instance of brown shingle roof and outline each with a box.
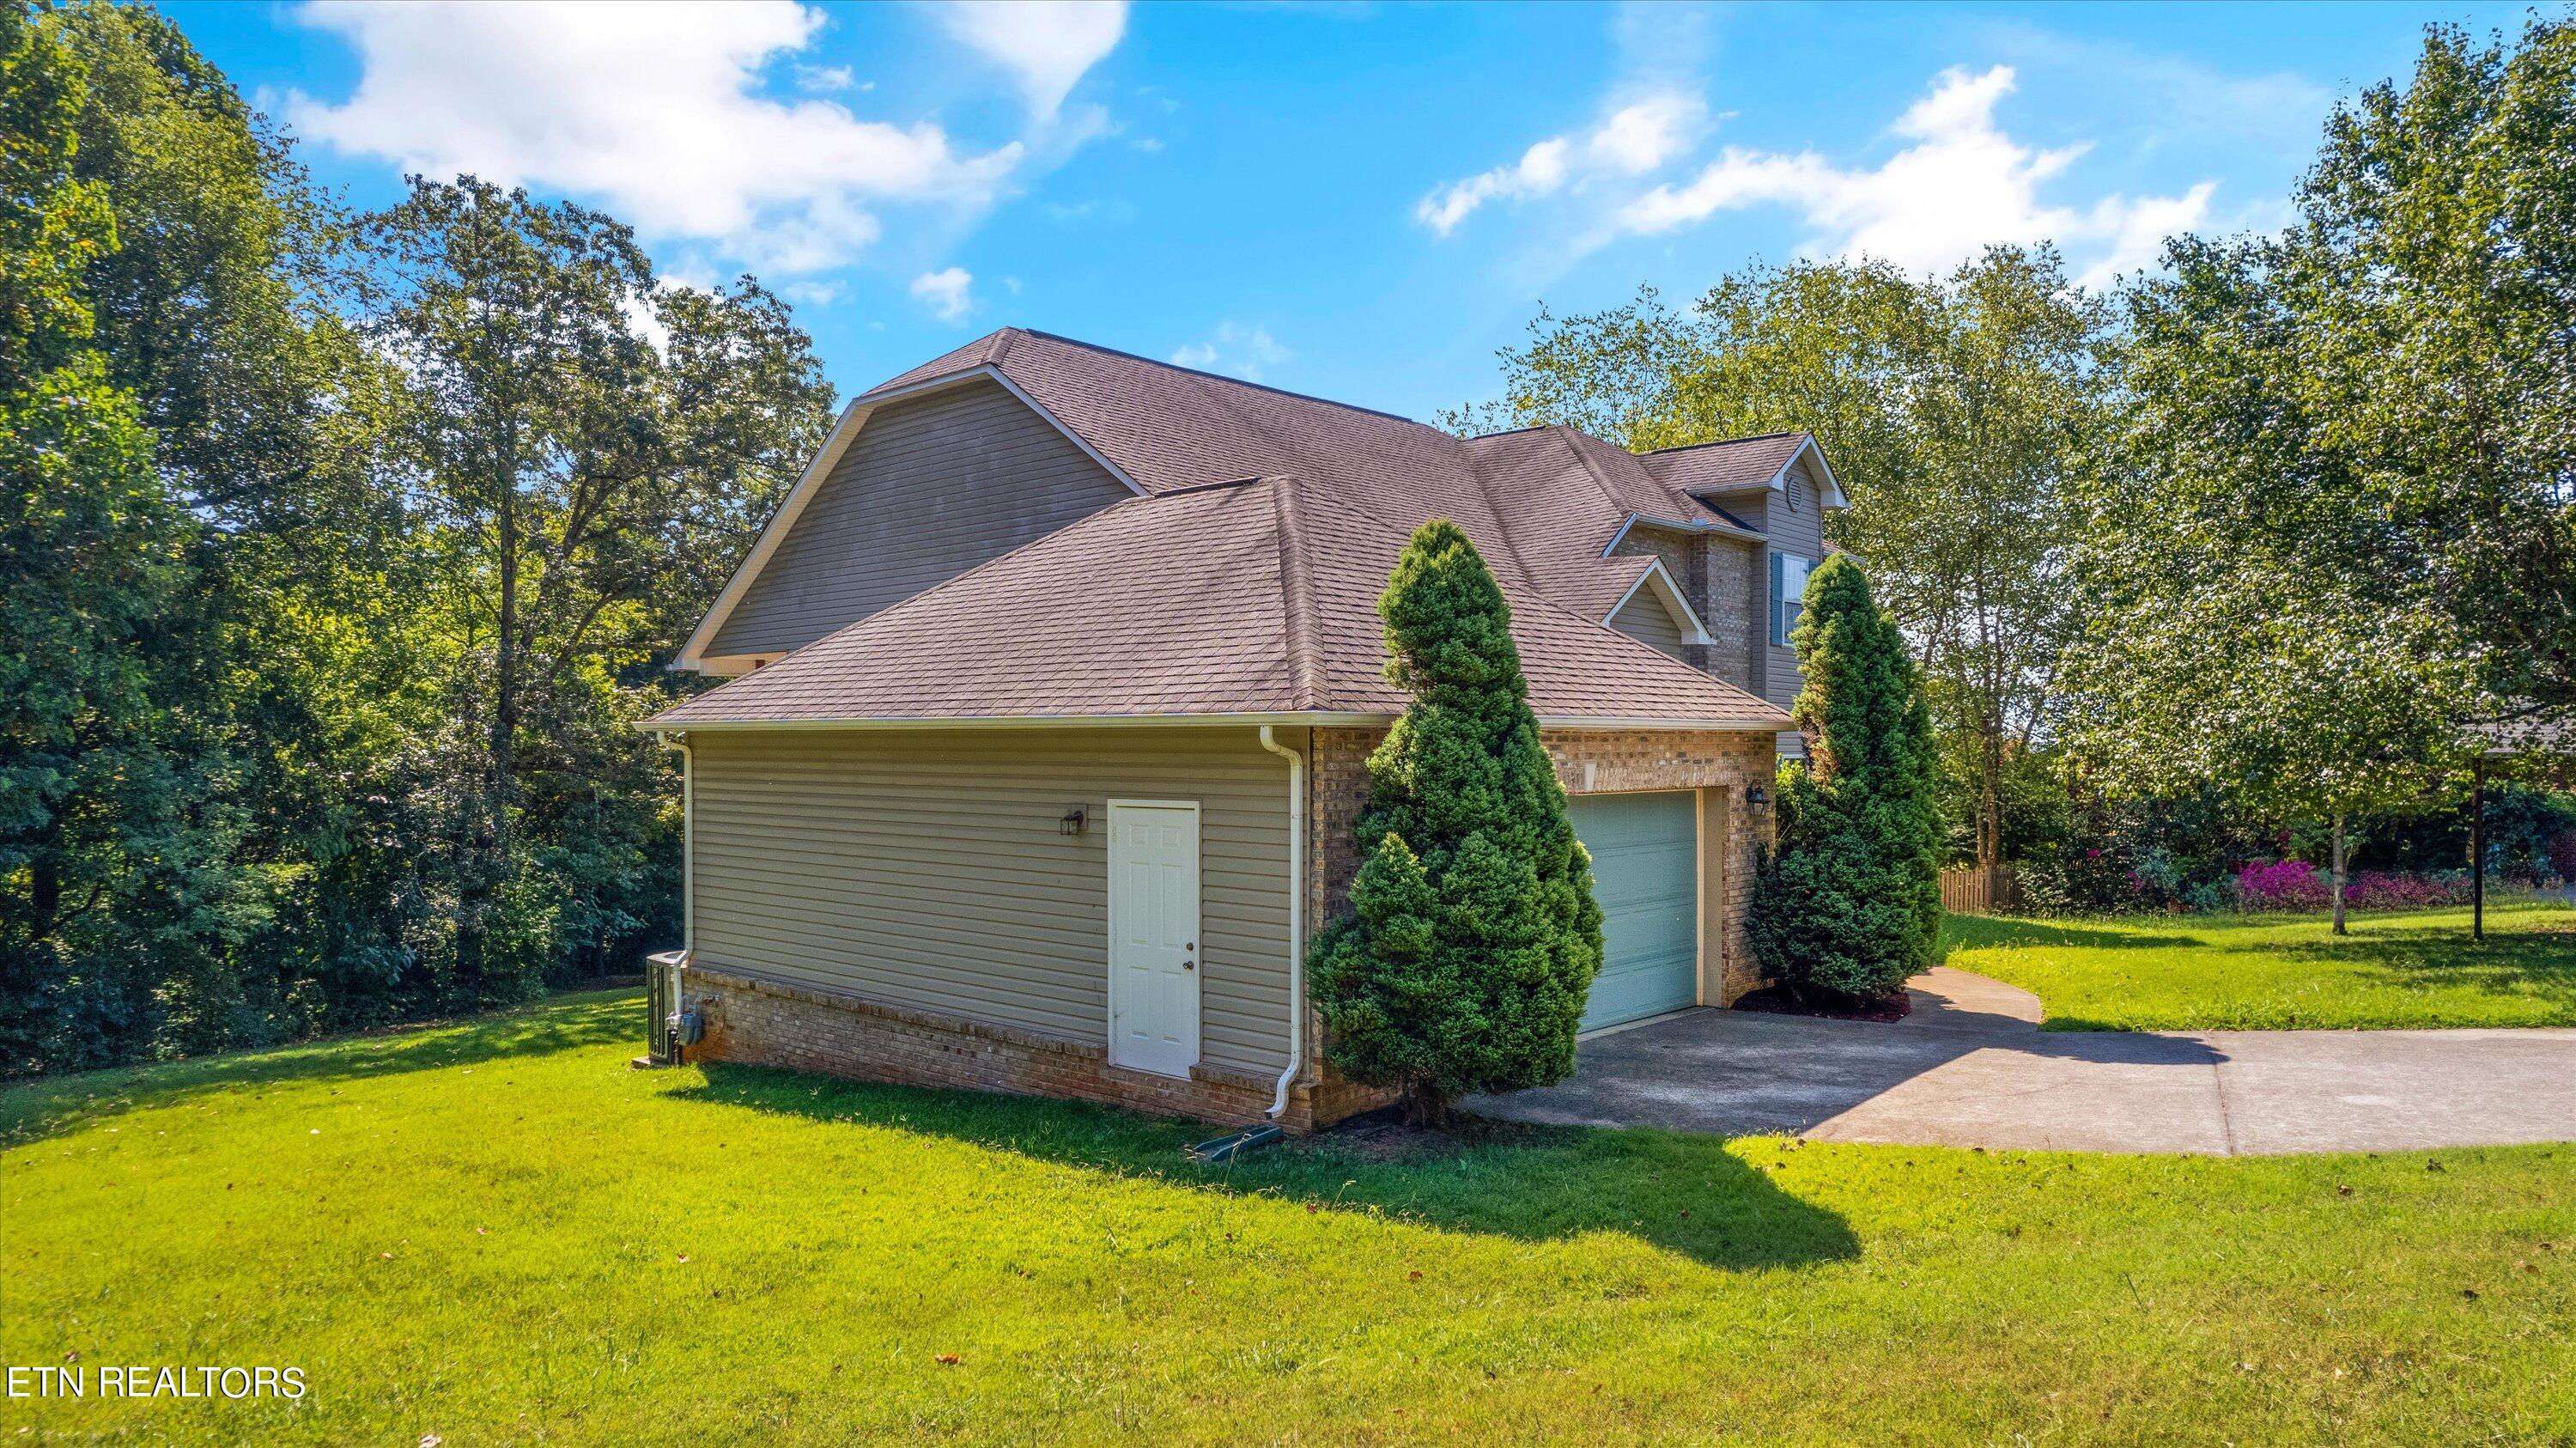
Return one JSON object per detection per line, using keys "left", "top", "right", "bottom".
{"left": 651, "top": 474, "right": 1785, "bottom": 727}
{"left": 653, "top": 329, "right": 1802, "bottom": 730}
{"left": 1638, "top": 432, "right": 1814, "bottom": 494}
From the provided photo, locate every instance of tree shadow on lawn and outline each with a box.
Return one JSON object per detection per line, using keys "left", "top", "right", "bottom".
{"left": 1940, "top": 915, "right": 2202, "bottom": 953}
{"left": 673, "top": 1062, "right": 1862, "bottom": 1274}
{"left": 2269, "top": 918, "right": 2576, "bottom": 1011}
{"left": 0, "top": 989, "right": 645, "bottom": 1147}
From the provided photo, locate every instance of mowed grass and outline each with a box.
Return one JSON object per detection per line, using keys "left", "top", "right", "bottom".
{"left": 4, "top": 992, "right": 2573, "bottom": 1445}
{"left": 1944, "top": 903, "right": 2576, "bottom": 1032}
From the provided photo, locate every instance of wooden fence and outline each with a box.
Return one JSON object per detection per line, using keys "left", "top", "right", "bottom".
{"left": 1939, "top": 865, "right": 2021, "bottom": 916}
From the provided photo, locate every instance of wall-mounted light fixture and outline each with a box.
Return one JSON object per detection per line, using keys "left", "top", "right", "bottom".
{"left": 1745, "top": 786, "right": 1769, "bottom": 806}
{"left": 1060, "top": 806, "right": 1087, "bottom": 836}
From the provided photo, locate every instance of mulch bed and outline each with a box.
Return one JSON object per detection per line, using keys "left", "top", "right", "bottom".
{"left": 1729, "top": 984, "right": 1912, "bottom": 1024}
{"left": 1321, "top": 1104, "right": 1552, "bottom": 1160}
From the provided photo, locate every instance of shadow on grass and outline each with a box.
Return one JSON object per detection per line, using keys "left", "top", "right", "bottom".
{"left": 2273, "top": 920, "right": 2576, "bottom": 1007}
{"left": 0, "top": 989, "right": 645, "bottom": 1147}
{"left": 673, "top": 1062, "right": 1862, "bottom": 1274}
{"left": 1939, "top": 915, "right": 2201, "bottom": 953}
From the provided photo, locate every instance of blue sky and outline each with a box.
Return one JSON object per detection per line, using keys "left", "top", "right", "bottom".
{"left": 170, "top": 1, "right": 2515, "bottom": 421}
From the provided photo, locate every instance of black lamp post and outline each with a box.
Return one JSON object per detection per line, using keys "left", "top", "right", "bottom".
{"left": 2471, "top": 756, "right": 2485, "bottom": 943}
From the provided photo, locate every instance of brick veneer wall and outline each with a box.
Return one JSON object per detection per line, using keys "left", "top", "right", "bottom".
{"left": 1612, "top": 530, "right": 1765, "bottom": 693}
{"left": 1309, "top": 726, "right": 1777, "bottom": 1009}
{"left": 681, "top": 963, "right": 1362, "bottom": 1132}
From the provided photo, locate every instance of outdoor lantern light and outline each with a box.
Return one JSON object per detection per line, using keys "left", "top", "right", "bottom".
{"left": 1746, "top": 786, "right": 1769, "bottom": 806}
{"left": 1060, "top": 807, "right": 1087, "bottom": 836}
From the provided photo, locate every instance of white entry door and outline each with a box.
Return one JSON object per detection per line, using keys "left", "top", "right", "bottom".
{"left": 1107, "top": 800, "right": 1200, "bottom": 1077}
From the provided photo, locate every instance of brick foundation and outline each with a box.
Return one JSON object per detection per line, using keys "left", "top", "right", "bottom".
{"left": 683, "top": 964, "right": 1364, "bottom": 1133}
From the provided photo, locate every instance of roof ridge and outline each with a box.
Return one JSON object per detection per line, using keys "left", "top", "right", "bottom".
{"left": 1267, "top": 477, "right": 1326, "bottom": 712}
{"left": 1013, "top": 328, "right": 1423, "bottom": 426}
{"left": 1641, "top": 430, "right": 1808, "bottom": 456}
{"left": 986, "top": 327, "right": 1020, "bottom": 365}
{"left": 1552, "top": 424, "right": 1629, "bottom": 516}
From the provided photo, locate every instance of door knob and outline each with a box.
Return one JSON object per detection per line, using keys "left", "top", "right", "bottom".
{"left": 1182, "top": 960, "right": 1195, "bottom": 970}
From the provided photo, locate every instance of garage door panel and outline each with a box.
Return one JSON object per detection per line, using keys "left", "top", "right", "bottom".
{"left": 1568, "top": 793, "right": 1698, "bottom": 1031}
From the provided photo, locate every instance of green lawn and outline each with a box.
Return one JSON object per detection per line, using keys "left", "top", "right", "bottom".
{"left": 1943, "top": 902, "right": 2576, "bottom": 1031}
{"left": 3, "top": 993, "right": 2573, "bottom": 1443}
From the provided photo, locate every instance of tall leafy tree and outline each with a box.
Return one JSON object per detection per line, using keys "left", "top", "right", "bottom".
{"left": 2279, "top": 18, "right": 2576, "bottom": 715}
{"left": 0, "top": 6, "right": 252, "bottom": 1069}
{"left": 1309, "top": 520, "right": 1604, "bottom": 1127}
{"left": 2064, "top": 19, "right": 2569, "bottom": 928}
{"left": 46, "top": 1, "right": 423, "bottom": 1041}
{"left": 360, "top": 178, "right": 830, "bottom": 999}
{"left": 1746, "top": 557, "right": 1942, "bottom": 1002}
{"left": 1455, "top": 248, "right": 2109, "bottom": 874}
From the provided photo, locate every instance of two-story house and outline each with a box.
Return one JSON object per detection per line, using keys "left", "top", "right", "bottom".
{"left": 646, "top": 328, "right": 1844, "bottom": 1129}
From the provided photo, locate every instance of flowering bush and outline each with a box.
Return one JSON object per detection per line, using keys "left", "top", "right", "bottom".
{"left": 2234, "top": 861, "right": 2483, "bottom": 912}
{"left": 2236, "top": 860, "right": 2327, "bottom": 910}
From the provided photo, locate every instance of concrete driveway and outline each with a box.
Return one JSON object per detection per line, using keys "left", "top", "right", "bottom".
{"left": 1468, "top": 968, "right": 2576, "bottom": 1154}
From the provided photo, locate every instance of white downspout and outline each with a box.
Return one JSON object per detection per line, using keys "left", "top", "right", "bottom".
{"left": 658, "top": 733, "right": 694, "bottom": 964}
{"left": 1255, "top": 727, "right": 1304, "bottom": 1118}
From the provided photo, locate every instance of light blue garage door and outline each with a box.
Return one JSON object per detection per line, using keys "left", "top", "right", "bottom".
{"left": 1567, "top": 792, "right": 1699, "bottom": 1031}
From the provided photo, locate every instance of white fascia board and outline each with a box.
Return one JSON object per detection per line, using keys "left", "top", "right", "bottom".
{"left": 1604, "top": 557, "right": 1716, "bottom": 647}
{"left": 671, "top": 363, "right": 1148, "bottom": 672}
{"left": 1772, "top": 435, "right": 1850, "bottom": 509}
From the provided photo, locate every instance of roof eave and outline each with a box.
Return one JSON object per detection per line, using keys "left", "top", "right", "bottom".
{"left": 635, "top": 709, "right": 1791, "bottom": 733}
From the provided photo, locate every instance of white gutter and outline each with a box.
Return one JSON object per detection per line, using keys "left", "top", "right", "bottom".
{"left": 1255, "top": 727, "right": 1305, "bottom": 1118}
{"left": 1601, "top": 511, "right": 1766, "bottom": 555}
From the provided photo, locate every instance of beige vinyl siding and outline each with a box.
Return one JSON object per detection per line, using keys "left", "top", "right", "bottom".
{"left": 688, "top": 726, "right": 1298, "bottom": 1080}
{"left": 708, "top": 377, "right": 1132, "bottom": 658}
{"left": 1762, "top": 459, "right": 1831, "bottom": 710}
{"left": 1608, "top": 589, "right": 1688, "bottom": 658}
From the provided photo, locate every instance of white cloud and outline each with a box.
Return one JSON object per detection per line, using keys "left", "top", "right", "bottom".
{"left": 285, "top": 1, "right": 1025, "bottom": 275}
{"left": 1417, "top": 92, "right": 1704, "bottom": 235}
{"left": 1616, "top": 65, "right": 2213, "bottom": 286}
{"left": 1170, "top": 322, "right": 1288, "bottom": 383}
{"left": 1589, "top": 94, "right": 1699, "bottom": 174}
{"left": 793, "top": 62, "right": 856, "bottom": 93}
{"left": 910, "top": 266, "right": 975, "bottom": 320}
{"left": 937, "top": 1, "right": 1127, "bottom": 119}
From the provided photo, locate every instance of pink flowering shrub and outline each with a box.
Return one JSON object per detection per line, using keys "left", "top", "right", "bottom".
{"left": 2234, "top": 861, "right": 2481, "bottom": 912}
{"left": 2236, "top": 860, "right": 2327, "bottom": 910}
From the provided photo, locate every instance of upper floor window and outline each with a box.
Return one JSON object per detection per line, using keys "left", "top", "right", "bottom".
{"left": 1771, "top": 552, "right": 1812, "bottom": 647}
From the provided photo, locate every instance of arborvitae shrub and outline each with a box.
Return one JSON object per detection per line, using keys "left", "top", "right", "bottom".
{"left": 1308, "top": 520, "right": 1604, "bottom": 1125}
{"left": 1746, "top": 554, "right": 1942, "bottom": 1004}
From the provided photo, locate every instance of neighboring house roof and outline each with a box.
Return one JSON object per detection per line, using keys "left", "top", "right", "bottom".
{"left": 657, "top": 328, "right": 1811, "bottom": 731}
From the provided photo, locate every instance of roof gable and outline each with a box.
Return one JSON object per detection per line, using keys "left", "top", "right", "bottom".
{"left": 680, "top": 366, "right": 1144, "bottom": 670}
